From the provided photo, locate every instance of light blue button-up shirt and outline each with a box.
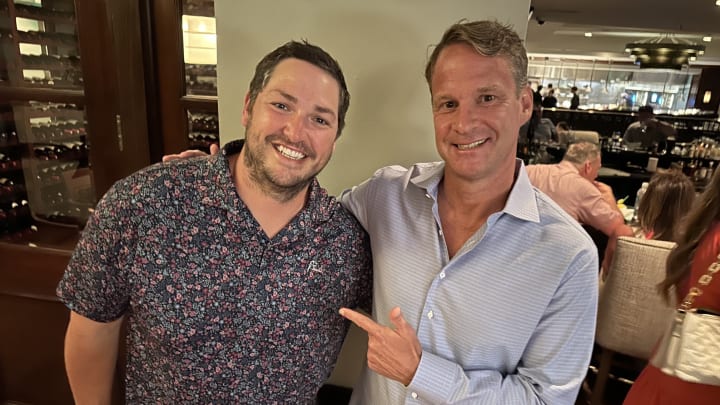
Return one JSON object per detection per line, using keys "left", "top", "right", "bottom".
{"left": 339, "top": 160, "right": 598, "bottom": 404}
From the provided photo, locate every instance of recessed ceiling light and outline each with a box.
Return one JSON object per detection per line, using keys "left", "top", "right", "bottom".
{"left": 703, "top": 36, "right": 712, "bottom": 42}
{"left": 690, "top": 56, "right": 697, "bottom": 61}
{"left": 717, "top": 0, "right": 720, "bottom": 6}
{"left": 584, "top": 32, "right": 593, "bottom": 37}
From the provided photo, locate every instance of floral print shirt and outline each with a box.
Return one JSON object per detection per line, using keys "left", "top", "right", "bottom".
{"left": 57, "top": 140, "right": 372, "bottom": 404}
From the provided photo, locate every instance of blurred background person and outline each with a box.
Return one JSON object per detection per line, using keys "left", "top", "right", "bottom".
{"left": 519, "top": 102, "right": 557, "bottom": 163}
{"left": 542, "top": 88, "right": 558, "bottom": 108}
{"left": 632, "top": 170, "right": 695, "bottom": 242}
{"left": 526, "top": 142, "right": 634, "bottom": 271}
{"left": 533, "top": 83, "right": 543, "bottom": 106}
{"left": 623, "top": 105, "right": 676, "bottom": 150}
{"left": 570, "top": 86, "right": 580, "bottom": 110}
{"left": 555, "top": 121, "right": 571, "bottom": 146}
{"left": 623, "top": 164, "right": 720, "bottom": 405}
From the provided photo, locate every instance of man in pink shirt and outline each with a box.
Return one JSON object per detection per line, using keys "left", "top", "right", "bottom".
{"left": 526, "top": 142, "right": 634, "bottom": 270}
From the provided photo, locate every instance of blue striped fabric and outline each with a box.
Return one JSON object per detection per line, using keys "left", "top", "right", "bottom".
{"left": 339, "top": 160, "right": 598, "bottom": 404}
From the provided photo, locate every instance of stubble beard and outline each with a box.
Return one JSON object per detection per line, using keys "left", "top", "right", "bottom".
{"left": 242, "top": 126, "right": 320, "bottom": 203}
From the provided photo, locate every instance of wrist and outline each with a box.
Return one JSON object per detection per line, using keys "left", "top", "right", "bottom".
{"left": 403, "top": 351, "right": 422, "bottom": 386}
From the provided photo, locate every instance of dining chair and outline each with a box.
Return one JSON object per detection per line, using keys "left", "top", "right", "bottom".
{"left": 589, "top": 236, "right": 677, "bottom": 405}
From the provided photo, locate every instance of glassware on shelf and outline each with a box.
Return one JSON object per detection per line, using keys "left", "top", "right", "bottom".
{"left": 187, "top": 110, "right": 218, "bottom": 152}
{"left": 0, "top": 100, "right": 95, "bottom": 247}
{"left": 8, "top": 0, "right": 84, "bottom": 90}
{"left": 182, "top": 0, "right": 217, "bottom": 96}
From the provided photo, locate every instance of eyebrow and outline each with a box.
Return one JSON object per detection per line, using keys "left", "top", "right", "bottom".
{"left": 433, "top": 85, "right": 504, "bottom": 101}
{"left": 273, "top": 90, "right": 337, "bottom": 120}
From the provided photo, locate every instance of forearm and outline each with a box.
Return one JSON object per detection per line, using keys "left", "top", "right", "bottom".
{"left": 601, "top": 222, "right": 635, "bottom": 275}
{"left": 408, "top": 350, "right": 588, "bottom": 404}
{"left": 64, "top": 312, "right": 123, "bottom": 405}
{"left": 407, "top": 352, "right": 548, "bottom": 404}
{"left": 408, "top": 253, "right": 597, "bottom": 404}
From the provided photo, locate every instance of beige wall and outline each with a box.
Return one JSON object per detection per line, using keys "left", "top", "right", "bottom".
{"left": 215, "top": 0, "right": 529, "bottom": 388}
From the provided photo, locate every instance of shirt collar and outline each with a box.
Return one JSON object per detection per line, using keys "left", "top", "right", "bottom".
{"left": 409, "top": 159, "right": 540, "bottom": 223}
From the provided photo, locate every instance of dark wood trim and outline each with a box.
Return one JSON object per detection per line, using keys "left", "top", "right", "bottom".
{"left": 104, "top": 0, "right": 151, "bottom": 171}
{"left": 0, "top": 87, "right": 85, "bottom": 103}
{"left": 0, "top": 232, "right": 74, "bottom": 404}
{"left": 74, "top": 0, "right": 120, "bottom": 199}
{"left": 0, "top": 242, "right": 71, "bottom": 300}
{"left": 181, "top": 95, "right": 219, "bottom": 112}
{"left": 75, "top": 0, "right": 150, "bottom": 199}
{"left": 151, "top": 0, "right": 188, "bottom": 154}
{"left": 139, "top": 0, "right": 165, "bottom": 163}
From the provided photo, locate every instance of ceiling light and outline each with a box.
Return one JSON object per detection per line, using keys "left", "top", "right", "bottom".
{"left": 584, "top": 32, "right": 593, "bottom": 37}
{"left": 690, "top": 56, "right": 697, "bottom": 61}
{"left": 703, "top": 36, "right": 712, "bottom": 42}
{"left": 717, "top": 0, "right": 720, "bottom": 6}
{"left": 625, "top": 35, "right": 705, "bottom": 70}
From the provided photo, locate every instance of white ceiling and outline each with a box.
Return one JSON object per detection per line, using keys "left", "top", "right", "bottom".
{"left": 527, "top": 0, "right": 720, "bottom": 65}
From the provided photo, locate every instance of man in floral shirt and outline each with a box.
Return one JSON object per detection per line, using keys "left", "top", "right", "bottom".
{"left": 57, "top": 41, "right": 372, "bottom": 404}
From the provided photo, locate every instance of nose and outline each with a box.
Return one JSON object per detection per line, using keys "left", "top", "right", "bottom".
{"left": 282, "top": 113, "right": 306, "bottom": 141}
{"left": 452, "top": 105, "right": 478, "bottom": 135}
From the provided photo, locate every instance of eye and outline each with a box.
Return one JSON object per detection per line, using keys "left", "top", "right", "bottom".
{"left": 313, "top": 117, "right": 330, "bottom": 126}
{"left": 481, "top": 95, "right": 496, "bottom": 103}
{"left": 436, "top": 100, "right": 457, "bottom": 110}
{"left": 271, "top": 102, "right": 289, "bottom": 111}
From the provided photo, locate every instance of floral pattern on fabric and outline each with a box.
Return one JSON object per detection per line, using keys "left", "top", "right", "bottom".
{"left": 57, "top": 140, "right": 372, "bottom": 404}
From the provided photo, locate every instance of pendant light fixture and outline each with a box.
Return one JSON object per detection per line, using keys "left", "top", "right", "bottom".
{"left": 625, "top": 34, "right": 705, "bottom": 70}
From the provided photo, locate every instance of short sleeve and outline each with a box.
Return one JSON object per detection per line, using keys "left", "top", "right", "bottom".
{"left": 57, "top": 180, "right": 137, "bottom": 322}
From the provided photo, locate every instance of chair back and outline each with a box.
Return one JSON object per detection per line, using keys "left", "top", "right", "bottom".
{"left": 568, "top": 130, "right": 600, "bottom": 145}
{"left": 596, "top": 236, "right": 677, "bottom": 359}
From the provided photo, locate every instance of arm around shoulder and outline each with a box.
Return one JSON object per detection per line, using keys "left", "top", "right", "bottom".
{"left": 64, "top": 311, "right": 124, "bottom": 405}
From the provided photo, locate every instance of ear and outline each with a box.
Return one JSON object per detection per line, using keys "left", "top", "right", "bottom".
{"left": 242, "top": 92, "right": 252, "bottom": 126}
{"left": 519, "top": 86, "right": 533, "bottom": 121}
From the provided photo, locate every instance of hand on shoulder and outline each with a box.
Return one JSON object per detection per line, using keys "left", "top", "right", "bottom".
{"left": 162, "top": 143, "right": 220, "bottom": 162}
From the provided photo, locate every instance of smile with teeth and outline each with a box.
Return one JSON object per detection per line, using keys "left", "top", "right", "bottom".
{"left": 275, "top": 144, "right": 306, "bottom": 160}
{"left": 456, "top": 138, "right": 488, "bottom": 150}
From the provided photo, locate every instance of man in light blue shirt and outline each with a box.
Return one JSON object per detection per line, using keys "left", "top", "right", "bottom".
{"left": 339, "top": 20, "right": 598, "bottom": 404}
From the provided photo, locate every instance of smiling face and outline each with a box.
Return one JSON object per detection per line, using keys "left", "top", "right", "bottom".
{"left": 240, "top": 58, "right": 340, "bottom": 201}
{"left": 430, "top": 44, "right": 532, "bottom": 185}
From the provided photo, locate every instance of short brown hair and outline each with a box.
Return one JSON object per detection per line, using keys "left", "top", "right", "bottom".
{"left": 247, "top": 40, "right": 350, "bottom": 137}
{"left": 424, "top": 20, "right": 528, "bottom": 95}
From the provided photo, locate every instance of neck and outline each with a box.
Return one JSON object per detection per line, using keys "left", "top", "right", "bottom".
{"left": 229, "top": 153, "right": 308, "bottom": 239}
{"left": 436, "top": 167, "right": 514, "bottom": 258}
{"left": 439, "top": 169, "right": 514, "bottom": 220}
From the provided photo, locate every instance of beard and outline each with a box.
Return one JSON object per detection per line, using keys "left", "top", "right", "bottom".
{"left": 242, "top": 122, "right": 330, "bottom": 203}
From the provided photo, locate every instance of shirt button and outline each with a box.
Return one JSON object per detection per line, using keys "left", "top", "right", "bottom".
{"left": 439, "top": 272, "right": 446, "bottom": 279}
{"left": 411, "top": 392, "right": 418, "bottom": 399}
{"left": 438, "top": 229, "right": 443, "bottom": 236}
{"left": 427, "top": 311, "right": 434, "bottom": 319}
{"left": 425, "top": 193, "right": 431, "bottom": 199}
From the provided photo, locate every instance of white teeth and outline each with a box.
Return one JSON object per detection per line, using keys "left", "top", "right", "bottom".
{"left": 457, "top": 139, "right": 487, "bottom": 150}
{"left": 276, "top": 145, "right": 306, "bottom": 160}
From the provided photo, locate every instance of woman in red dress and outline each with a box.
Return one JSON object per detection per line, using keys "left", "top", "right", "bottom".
{"left": 624, "top": 168, "right": 720, "bottom": 404}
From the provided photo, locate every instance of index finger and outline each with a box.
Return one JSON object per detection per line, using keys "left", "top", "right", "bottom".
{"left": 339, "top": 308, "right": 381, "bottom": 335}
